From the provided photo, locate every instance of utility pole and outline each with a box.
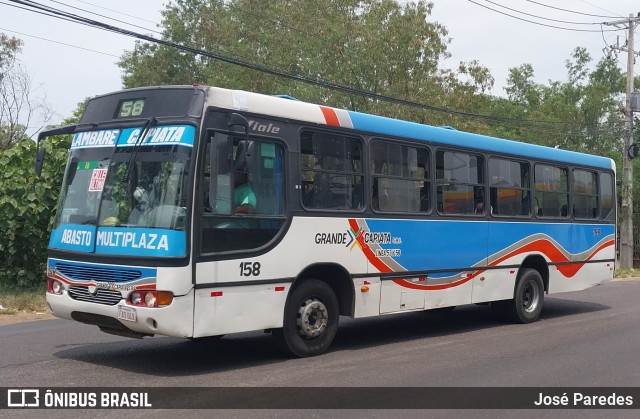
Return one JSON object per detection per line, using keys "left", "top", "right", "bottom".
{"left": 604, "top": 14, "right": 639, "bottom": 270}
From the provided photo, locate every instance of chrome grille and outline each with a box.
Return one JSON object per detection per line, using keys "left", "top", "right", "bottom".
{"left": 56, "top": 263, "right": 142, "bottom": 283}
{"left": 68, "top": 286, "right": 123, "bottom": 306}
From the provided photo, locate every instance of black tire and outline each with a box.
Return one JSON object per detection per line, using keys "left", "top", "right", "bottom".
{"left": 273, "top": 279, "right": 339, "bottom": 357}
{"left": 491, "top": 268, "right": 544, "bottom": 324}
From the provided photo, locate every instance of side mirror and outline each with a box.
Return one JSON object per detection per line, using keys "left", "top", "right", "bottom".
{"left": 34, "top": 124, "right": 77, "bottom": 176}
{"left": 227, "top": 113, "right": 249, "bottom": 141}
{"left": 35, "top": 147, "right": 46, "bottom": 176}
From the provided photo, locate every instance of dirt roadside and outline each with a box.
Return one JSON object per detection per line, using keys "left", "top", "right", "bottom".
{"left": 0, "top": 311, "right": 56, "bottom": 325}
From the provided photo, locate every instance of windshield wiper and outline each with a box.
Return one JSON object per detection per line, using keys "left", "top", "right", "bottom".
{"left": 95, "top": 118, "right": 156, "bottom": 227}
{"left": 123, "top": 117, "right": 157, "bottom": 185}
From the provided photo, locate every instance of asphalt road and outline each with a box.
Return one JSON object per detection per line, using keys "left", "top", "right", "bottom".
{"left": 1, "top": 279, "right": 639, "bottom": 418}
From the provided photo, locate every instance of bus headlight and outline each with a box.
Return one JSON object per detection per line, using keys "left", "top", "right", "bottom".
{"left": 48, "top": 279, "right": 63, "bottom": 295}
{"left": 130, "top": 292, "right": 142, "bottom": 305}
{"left": 128, "top": 290, "right": 173, "bottom": 308}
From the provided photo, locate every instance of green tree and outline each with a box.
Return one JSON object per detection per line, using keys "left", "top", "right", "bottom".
{"left": 0, "top": 134, "right": 70, "bottom": 289}
{"left": 119, "top": 0, "right": 483, "bottom": 121}
{"left": 0, "top": 34, "right": 65, "bottom": 289}
{"left": 505, "top": 63, "right": 540, "bottom": 108}
{"left": 477, "top": 48, "right": 625, "bottom": 157}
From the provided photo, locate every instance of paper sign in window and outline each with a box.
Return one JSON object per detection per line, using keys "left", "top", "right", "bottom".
{"left": 89, "top": 168, "right": 108, "bottom": 192}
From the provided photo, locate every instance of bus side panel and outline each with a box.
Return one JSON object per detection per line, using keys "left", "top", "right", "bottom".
{"left": 380, "top": 279, "right": 425, "bottom": 313}
{"left": 193, "top": 217, "right": 369, "bottom": 336}
{"left": 471, "top": 268, "right": 519, "bottom": 304}
{"left": 424, "top": 280, "right": 475, "bottom": 309}
{"left": 359, "top": 218, "right": 486, "bottom": 311}
{"left": 484, "top": 221, "right": 615, "bottom": 297}
{"left": 476, "top": 221, "right": 550, "bottom": 303}
{"left": 547, "top": 260, "right": 614, "bottom": 294}
{"left": 549, "top": 223, "right": 615, "bottom": 293}
{"left": 353, "top": 277, "right": 381, "bottom": 318}
{"left": 192, "top": 281, "right": 289, "bottom": 337}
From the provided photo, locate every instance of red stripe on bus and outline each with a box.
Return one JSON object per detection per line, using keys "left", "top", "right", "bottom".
{"left": 320, "top": 106, "right": 341, "bottom": 126}
{"left": 348, "top": 219, "right": 392, "bottom": 274}
{"left": 394, "top": 239, "right": 615, "bottom": 291}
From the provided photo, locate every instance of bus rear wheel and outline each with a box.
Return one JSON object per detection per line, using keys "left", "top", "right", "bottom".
{"left": 273, "top": 279, "right": 339, "bottom": 357}
{"left": 492, "top": 268, "right": 544, "bottom": 324}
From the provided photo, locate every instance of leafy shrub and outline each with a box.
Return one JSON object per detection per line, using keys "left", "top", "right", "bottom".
{"left": 0, "top": 136, "right": 70, "bottom": 290}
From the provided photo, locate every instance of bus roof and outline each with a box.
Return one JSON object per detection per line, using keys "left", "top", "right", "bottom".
{"left": 347, "top": 110, "right": 615, "bottom": 171}
{"left": 199, "top": 85, "right": 614, "bottom": 171}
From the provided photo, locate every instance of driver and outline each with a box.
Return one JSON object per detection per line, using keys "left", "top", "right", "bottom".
{"left": 233, "top": 170, "right": 256, "bottom": 214}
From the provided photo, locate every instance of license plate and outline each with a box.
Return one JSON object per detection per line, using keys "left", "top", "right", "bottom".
{"left": 117, "top": 305, "right": 137, "bottom": 322}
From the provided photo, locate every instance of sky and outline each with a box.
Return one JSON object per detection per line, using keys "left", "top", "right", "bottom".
{"left": 1, "top": 0, "right": 639, "bottom": 135}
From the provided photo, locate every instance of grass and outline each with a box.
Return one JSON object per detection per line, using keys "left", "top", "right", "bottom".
{"left": 0, "top": 285, "right": 48, "bottom": 316}
{"left": 1, "top": 268, "right": 640, "bottom": 317}
{"left": 614, "top": 268, "right": 640, "bottom": 279}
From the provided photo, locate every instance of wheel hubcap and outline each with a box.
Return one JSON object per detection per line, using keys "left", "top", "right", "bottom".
{"left": 296, "top": 298, "right": 328, "bottom": 339}
{"left": 522, "top": 281, "right": 540, "bottom": 313}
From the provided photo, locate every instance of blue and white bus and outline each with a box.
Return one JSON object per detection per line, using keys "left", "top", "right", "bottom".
{"left": 41, "top": 85, "right": 616, "bottom": 357}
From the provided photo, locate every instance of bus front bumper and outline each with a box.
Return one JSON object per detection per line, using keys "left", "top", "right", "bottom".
{"left": 46, "top": 289, "right": 194, "bottom": 339}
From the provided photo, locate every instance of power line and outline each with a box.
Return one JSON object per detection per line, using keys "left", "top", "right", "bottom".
{"left": 46, "top": 0, "right": 162, "bottom": 35}
{"left": 483, "top": 0, "right": 606, "bottom": 25}
{"left": 0, "top": 0, "right": 82, "bottom": 25}
{"left": 65, "top": 0, "right": 159, "bottom": 26}
{"left": 3, "top": 0, "right": 627, "bottom": 136}
{"left": 467, "top": 0, "right": 620, "bottom": 32}
{"left": 2, "top": 0, "right": 161, "bottom": 55}
{"left": 524, "top": 0, "right": 624, "bottom": 19}
{"left": 0, "top": 26, "right": 120, "bottom": 57}
{"left": 577, "top": 0, "right": 626, "bottom": 18}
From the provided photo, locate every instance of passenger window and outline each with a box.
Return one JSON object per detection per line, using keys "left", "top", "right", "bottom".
{"left": 600, "top": 172, "right": 614, "bottom": 220}
{"left": 370, "top": 140, "right": 430, "bottom": 213}
{"left": 534, "top": 164, "right": 569, "bottom": 218}
{"left": 489, "top": 158, "right": 531, "bottom": 217}
{"left": 573, "top": 170, "right": 598, "bottom": 219}
{"left": 436, "top": 150, "right": 484, "bottom": 215}
{"left": 300, "top": 131, "right": 363, "bottom": 210}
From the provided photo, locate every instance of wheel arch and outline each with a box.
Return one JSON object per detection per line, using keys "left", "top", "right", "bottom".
{"left": 293, "top": 263, "right": 355, "bottom": 317}
{"left": 519, "top": 254, "right": 549, "bottom": 293}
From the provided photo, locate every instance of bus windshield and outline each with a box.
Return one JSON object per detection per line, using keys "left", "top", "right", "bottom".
{"left": 57, "top": 148, "right": 190, "bottom": 230}
{"left": 56, "top": 148, "right": 110, "bottom": 227}
{"left": 50, "top": 124, "right": 195, "bottom": 257}
{"left": 107, "top": 149, "right": 189, "bottom": 229}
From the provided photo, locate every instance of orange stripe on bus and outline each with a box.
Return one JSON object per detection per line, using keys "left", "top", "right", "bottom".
{"left": 320, "top": 106, "right": 340, "bottom": 126}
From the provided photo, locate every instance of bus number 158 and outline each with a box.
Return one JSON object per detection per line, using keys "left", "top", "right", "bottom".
{"left": 240, "top": 262, "right": 261, "bottom": 277}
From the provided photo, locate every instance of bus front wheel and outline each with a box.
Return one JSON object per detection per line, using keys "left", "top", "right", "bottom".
{"left": 273, "top": 279, "right": 339, "bottom": 357}
{"left": 492, "top": 268, "right": 544, "bottom": 324}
